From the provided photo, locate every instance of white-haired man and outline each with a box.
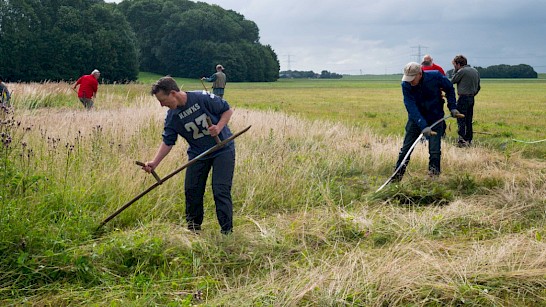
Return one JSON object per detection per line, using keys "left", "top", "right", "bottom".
{"left": 73, "top": 69, "right": 100, "bottom": 110}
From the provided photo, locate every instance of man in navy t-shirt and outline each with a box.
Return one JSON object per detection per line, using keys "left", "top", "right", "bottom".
{"left": 143, "top": 76, "right": 235, "bottom": 234}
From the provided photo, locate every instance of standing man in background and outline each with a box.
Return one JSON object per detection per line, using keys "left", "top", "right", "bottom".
{"left": 451, "top": 55, "right": 481, "bottom": 147}
{"left": 0, "top": 75, "right": 11, "bottom": 107}
{"left": 73, "top": 69, "right": 100, "bottom": 110}
{"left": 202, "top": 64, "right": 226, "bottom": 98}
{"left": 421, "top": 54, "right": 447, "bottom": 105}
{"left": 421, "top": 54, "right": 446, "bottom": 75}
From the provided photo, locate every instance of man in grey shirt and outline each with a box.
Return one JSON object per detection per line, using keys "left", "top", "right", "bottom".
{"left": 451, "top": 55, "right": 481, "bottom": 147}
{"left": 201, "top": 64, "right": 227, "bottom": 99}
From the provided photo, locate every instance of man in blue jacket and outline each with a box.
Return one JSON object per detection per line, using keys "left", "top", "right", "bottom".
{"left": 392, "top": 62, "right": 464, "bottom": 181}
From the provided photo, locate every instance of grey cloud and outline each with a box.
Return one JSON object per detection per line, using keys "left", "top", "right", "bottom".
{"left": 105, "top": 0, "right": 546, "bottom": 73}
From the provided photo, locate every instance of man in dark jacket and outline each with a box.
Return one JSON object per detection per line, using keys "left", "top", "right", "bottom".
{"left": 393, "top": 62, "right": 464, "bottom": 181}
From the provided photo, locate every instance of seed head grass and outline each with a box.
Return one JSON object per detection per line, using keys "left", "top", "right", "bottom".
{"left": 1, "top": 81, "right": 545, "bottom": 305}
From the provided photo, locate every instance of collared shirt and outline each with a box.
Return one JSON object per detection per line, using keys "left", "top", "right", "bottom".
{"left": 402, "top": 70, "right": 457, "bottom": 130}
{"left": 451, "top": 65, "right": 481, "bottom": 96}
{"left": 422, "top": 63, "right": 446, "bottom": 76}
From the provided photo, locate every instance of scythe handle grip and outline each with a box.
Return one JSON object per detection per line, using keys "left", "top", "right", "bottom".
{"left": 135, "top": 161, "right": 162, "bottom": 183}
{"left": 206, "top": 117, "right": 222, "bottom": 144}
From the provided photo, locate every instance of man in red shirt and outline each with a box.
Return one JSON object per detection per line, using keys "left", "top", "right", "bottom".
{"left": 421, "top": 54, "right": 445, "bottom": 76}
{"left": 73, "top": 69, "right": 100, "bottom": 110}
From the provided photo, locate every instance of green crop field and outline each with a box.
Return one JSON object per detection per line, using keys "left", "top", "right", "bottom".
{"left": 1, "top": 76, "right": 545, "bottom": 305}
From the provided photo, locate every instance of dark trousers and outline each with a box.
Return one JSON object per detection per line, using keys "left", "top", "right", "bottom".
{"left": 456, "top": 95, "right": 475, "bottom": 143}
{"left": 395, "top": 120, "right": 445, "bottom": 179}
{"left": 79, "top": 97, "right": 94, "bottom": 110}
{"left": 212, "top": 88, "right": 224, "bottom": 99}
{"left": 185, "top": 149, "right": 235, "bottom": 233}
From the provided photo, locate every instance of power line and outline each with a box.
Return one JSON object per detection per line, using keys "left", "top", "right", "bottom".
{"left": 283, "top": 54, "right": 294, "bottom": 71}
{"left": 411, "top": 45, "right": 428, "bottom": 63}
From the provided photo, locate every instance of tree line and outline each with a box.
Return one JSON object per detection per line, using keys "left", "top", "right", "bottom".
{"left": 0, "top": 0, "right": 279, "bottom": 83}
{"left": 447, "top": 64, "right": 537, "bottom": 79}
{"left": 0, "top": 0, "right": 139, "bottom": 82}
{"left": 280, "top": 70, "right": 343, "bottom": 79}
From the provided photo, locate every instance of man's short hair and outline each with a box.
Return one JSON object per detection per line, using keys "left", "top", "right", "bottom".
{"left": 453, "top": 55, "right": 468, "bottom": 66}
{"left": 151, "top": 76, "right": 180, "bottom": 95}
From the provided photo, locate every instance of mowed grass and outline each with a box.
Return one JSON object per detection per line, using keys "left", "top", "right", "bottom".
{"left": 1, "top": 77, "right": 545, "bottom": 305}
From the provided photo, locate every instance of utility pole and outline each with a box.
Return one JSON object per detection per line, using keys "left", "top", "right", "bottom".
{"left": 411, "top": 45, "right": 428, "bottom": 63}
{"left": 284, "top": 54, "right": 293, "bottom": 71}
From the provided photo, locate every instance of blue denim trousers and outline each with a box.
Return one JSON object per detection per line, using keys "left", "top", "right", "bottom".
{"left": 394, "top": 119, "right": 445, "bottom": 178}
{"left": 184, "top": 149, "right": 235, "bottom": 233}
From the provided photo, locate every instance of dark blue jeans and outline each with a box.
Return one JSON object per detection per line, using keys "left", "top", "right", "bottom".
{"left": 456, "top": 95, "right": 475, "bottom": 143}
{"left": 185, "top": 149, "right": 235, "bottom": 233}
{"left": 395, "top": 119, "right": 445, "bottom": 179}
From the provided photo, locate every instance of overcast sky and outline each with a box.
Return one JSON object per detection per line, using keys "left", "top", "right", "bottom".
{"left": 106, "top": 0, "right": 546, "bottom": 74}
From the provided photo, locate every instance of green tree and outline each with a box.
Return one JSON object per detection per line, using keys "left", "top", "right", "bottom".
{"left": 118, "top": 0, "right": 279, "bottom": 82}
{"left": 0, "top": 0, "right": 41, "bottom": 81}
{"left": 261, "top": 45, "right": 280, "bottom": 81}
{"left": 474, "top": 64, "right": 537, "bottom": 78}
{"left": 0, "top": 0, "right": 138, "bottom": 82}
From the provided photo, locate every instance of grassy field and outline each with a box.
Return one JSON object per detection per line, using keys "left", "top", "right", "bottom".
{"left": 1, "top": 76, "right": 545, "bottom": 306}
{"left": 141, "top": 72, "right": 546, "bottom": 160}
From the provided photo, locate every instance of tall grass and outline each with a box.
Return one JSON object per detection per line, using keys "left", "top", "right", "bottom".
{"left": 1, "top": 81, "right": 545, "bottom": 305}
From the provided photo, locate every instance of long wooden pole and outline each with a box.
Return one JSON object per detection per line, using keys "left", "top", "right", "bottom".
{"left": 97, "top": 125, "right": 251, "bottom": 230}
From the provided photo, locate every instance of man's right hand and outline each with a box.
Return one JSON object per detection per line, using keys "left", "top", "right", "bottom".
{"left": 422, "top": 127, "right": 437, "bottom": 137}
{"left": 450, "top": 109, "right": 465, "bottom": 119}
{"left": 141, "top": 161, "right": 158, "bottom": 173}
